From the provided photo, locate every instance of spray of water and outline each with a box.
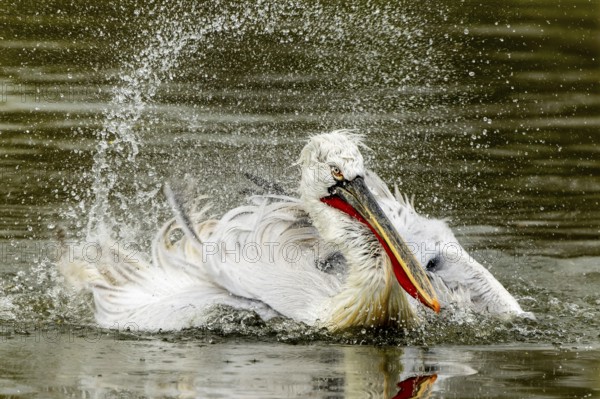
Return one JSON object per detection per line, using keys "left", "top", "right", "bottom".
{"left": 83, "top": 2, "right": 306, "bottom": 246}
{"left": 85, "top": 3, "right": 198, "bottom": 244}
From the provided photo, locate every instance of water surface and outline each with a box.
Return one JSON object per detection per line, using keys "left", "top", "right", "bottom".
{"left": 1, "top": 334, "right": 599, "bottom": 398}
{"left": 0, "top": 0, "right": 599, "bottom": 397}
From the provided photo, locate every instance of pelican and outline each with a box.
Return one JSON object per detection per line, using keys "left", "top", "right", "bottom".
{"left": 62, "top": 130, "right": 531, "bottom": 331}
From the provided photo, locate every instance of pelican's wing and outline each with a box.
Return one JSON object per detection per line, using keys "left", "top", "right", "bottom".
{"left": 364, "top": 170, "right": 531, "bottom": 318}
{"left": 59, "top": 216, "right": 279, "bottom": 331}
{"left": 161, "top": 192, "right": 345, "bottom": 325}
{"left": 61, "top": 256, "right": 279, "bottom": 331}
{"left": 425, "top": 255, "right": 532, "bottom": 318}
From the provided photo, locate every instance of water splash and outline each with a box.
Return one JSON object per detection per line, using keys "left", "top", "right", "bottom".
{"left": 85, "top": 3, "right": 199, "bottom": 244}
{"left": 81, "top": 0, "right": 455, "bottom": 246}
{"left": 83, "top": 2, "right": 288, "bottom": 244}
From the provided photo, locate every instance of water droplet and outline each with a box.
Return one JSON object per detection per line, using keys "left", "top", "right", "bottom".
{"left": 468, "top": 71, "right": 475, "bottom": 77}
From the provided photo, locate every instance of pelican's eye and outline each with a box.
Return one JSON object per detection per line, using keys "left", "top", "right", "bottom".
{"left": 330, "top": 165, "right": 344, "bottom": 181}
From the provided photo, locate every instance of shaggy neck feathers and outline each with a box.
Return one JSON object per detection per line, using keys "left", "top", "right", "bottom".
{"left": 305, "top": 200, "right": 415, "bottom": 330}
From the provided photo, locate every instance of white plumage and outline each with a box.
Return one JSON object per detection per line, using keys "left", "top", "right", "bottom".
{"left": 61, "top": 130, "right": 531, "bottom": 331}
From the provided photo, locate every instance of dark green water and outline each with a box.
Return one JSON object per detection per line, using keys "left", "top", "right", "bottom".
{"left": 1, "top": 0, "right": 599, "bottom": 397}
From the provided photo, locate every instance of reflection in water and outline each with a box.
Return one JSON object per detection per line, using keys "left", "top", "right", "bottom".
{"left": 0, "top": 334, "right": 446, "bottom": 398}
{"left": 392, "top": 374, "right": 437, "bottom": 399}
{"left": 1, "top": 331, "right": 598, "bottom": 398}
{"left": 342, "top": 346, "right": 442, "bottom": 398}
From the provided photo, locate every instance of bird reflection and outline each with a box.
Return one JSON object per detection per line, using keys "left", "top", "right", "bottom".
{"left": 392, "top": 374, "right": 437, "bottom": 399}
{"left": 42, "top": 335, "right": 453, "bottom": 398}
{"left": 376, "top": 348, "right": 438, "bottom": 399}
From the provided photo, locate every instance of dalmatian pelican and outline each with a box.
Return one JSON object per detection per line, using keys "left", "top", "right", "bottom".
{"left": 63, "top": 130, "right": 531, "bottom": 331}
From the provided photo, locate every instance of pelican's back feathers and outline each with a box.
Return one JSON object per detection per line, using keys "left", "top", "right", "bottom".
{"left": 168, "top": 194, "right": 343, "bottom": 325}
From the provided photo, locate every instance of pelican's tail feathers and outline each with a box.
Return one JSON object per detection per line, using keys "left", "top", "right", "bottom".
{"left": 60, "top": 237, "right": 277, "bottom": 330}
{"left": 59, "top": 201, "right": 279, "bottom": 331}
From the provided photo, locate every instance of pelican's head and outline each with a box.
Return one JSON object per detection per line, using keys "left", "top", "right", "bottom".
{"left": 297, "top": 130, "right": 440, "bottom": 313}
{"left": 298, "top": 130, "right": 366, "bottom": 200}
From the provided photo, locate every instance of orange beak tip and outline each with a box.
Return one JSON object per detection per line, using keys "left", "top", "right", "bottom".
{"left": 431, "top": 299, "right": 441, "bottom": 314}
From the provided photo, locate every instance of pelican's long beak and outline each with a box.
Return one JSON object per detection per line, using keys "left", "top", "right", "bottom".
{"left": 321, "top": 176, "right": 440, "bottom": 313}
